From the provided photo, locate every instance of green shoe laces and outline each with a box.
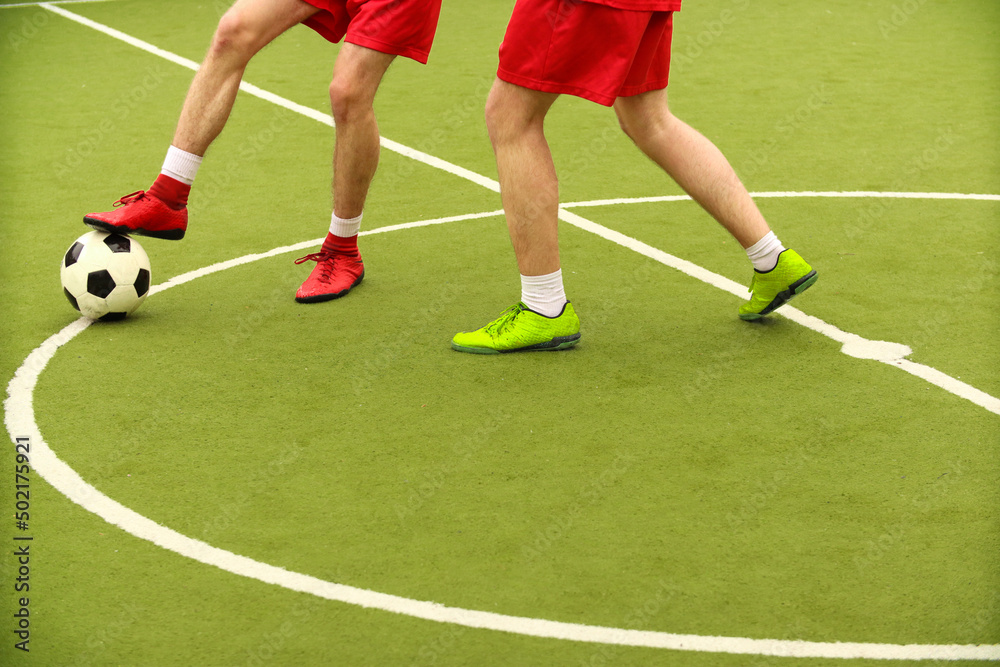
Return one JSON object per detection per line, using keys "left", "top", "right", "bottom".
{"left": 484, "top": 303, "right": 525, "bottom": 337}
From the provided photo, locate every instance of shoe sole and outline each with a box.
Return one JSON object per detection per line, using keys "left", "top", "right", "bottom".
{"left": 739, "top": 270, "right": 818, "bottom": 321}
{"left": 84, "top": 217, "right": 185, "bottom": 241}
{"left": 451, "top": 333, "right": 581, "bottom": 355}
{"left": 294, "top": 270, "right": 364, "bottom": 304}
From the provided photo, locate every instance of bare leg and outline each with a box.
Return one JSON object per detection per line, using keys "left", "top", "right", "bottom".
{"left": 172, "top": 0, "right": 319, "bottom": 155}
{"left": 485, "top": 78, "right": 561, "bottom": 276}
{"left": 328, "top": 43, "right": 395, "bottom": 218}
{"left": 613, "top": 89, "right": 770, "bottom": 249}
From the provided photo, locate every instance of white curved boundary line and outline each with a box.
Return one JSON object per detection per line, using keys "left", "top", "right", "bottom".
{"left": 3, "top": 341, "right": 999, "bottom": 665}
{"left": 152, "top": 205, "right": 998, "bottom": 419}
{"left": 6, "top": 211, "right": 1000, "bottom": 662}
{"left": 149, "top": 210, "right": 505, "bottom": 295}
{"left": 40, "top": 0, "right": 1000, "bottom": 418}
{"left": 14, "top": 5, "right": 1000, "bottom": 660}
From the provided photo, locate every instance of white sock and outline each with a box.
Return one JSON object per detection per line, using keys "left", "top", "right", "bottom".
{"left": 329, "top": 211, "right": 363, "bottom": 238}
{"left": 521, "top": 269, "right": 567, "bottom": 318}
{"left": 746, "top": 231, "right": 786, "bottom": 272}
{"left": 161, "top": 145, "right": 202, "bottom": 186}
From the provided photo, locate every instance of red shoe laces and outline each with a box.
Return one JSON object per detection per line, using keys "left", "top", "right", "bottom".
{"left": 295, "top": 251, "right": 359, "bottom": 266}
{"left": 295, "top": 251, "right": 355, "bottom": 282}
{"left": 113, "top": 191, "right": 146, "bottom": 207}
{"left": 294, "top": 251, "right": 334, "bottom": 265}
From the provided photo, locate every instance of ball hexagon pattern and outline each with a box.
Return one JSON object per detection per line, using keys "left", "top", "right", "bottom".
{"left": 60, "top": 231, "right": 151, "bottom": 321}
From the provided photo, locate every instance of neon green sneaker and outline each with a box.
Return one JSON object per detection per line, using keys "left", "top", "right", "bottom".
{"left": 452, "top": 302, "right": 581, "bottom": 354}
{"left": 738, "top": 249, "right": 817, "bottom": 320}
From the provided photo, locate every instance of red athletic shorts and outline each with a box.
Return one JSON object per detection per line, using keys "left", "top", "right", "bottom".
{"left": 498, "top": 0, "right": 677, "bottom": 106}
{"left": 301, "top": 0, "right": 442, "bottom": 64}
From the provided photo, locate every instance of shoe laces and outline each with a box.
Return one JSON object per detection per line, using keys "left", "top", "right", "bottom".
{"left": 295, "top": 250, "right": 360, "bottom": 281}
{"left": 747, "top": 274, "right": 758, "bottom": 294}
{"left": 295, "top": 250, "right": 336, "bottom": 280}
{"left": 485, "top": 303, "right": 525, "bottom": 336}
{"left": 294, "top": 251, "right": 334, "bottom": 266}
{"left": 113, "top": 191, "right": 146, "bottom": 207}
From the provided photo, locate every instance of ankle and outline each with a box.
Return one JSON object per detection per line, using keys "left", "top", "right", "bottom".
{"left": 746, "top": 231, "right": 785, "bottom": 272}
{"left": 521, "top": 269, "right": 567, "bottom": 317}
{"left": 147, "top": 173, "right": 190, "bottom": 210}
{"left": 321, "top": 233, "right": 359, "bottom": 255}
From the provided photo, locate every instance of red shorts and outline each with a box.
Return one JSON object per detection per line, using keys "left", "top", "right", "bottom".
{"left": 301, "top": 0, "right": 442, "bottom": 64}
{"left": 498, "top": 0, "right": 676, "bottom": 106}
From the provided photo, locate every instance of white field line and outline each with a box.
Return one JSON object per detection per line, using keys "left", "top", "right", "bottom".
{"left": 562, "top": 191, "right": 1000, "bottom": 208}
{"left": 557, "top": 208, "right": 1000, "bottom": 416}
{"left": 150, "top": 210, "right": 505, "bottom": 295}
{"left": 0, "top": 0, "right": 114, "bottom": 9}
{"left": 5, "top": 315, "right": 1000, "bottom": 663}
{"left": 12, "top": 6, "right": 1000, "bottom": 661}
{"left": 39, "top": 3, "right": 501, "bottom": 193}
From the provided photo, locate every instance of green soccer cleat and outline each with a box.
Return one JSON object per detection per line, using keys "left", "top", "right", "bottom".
{"left": 738, "top": 249, "right": 818, "bottom": 321}
{"left": 452, "top": 302, "right": 581, "bottom": 354}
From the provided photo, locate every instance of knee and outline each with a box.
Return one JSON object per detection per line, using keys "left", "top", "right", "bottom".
{"left": 615, "top": 98, "right": 673, "bottom": 143}
{"left": 483, "top": 89, "right": 505, "bottom": 141}
{"left": 329, "top": 76, "right": 372, "bottom": 125}
{"left": 614, "top": 102, "right": 645, "bottom": 142}
{"left": 484, "top": 85, "right": 539, "bottom": 146}
{"left": 615, "top": 109, "right": 636, "bottom": 141}
{"left": 210, "top": 9, "right": 258, "bottom": 59}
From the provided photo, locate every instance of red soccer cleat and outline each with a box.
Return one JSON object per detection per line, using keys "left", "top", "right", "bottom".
{"left": 294, "top": 250, "right": 365, "bottom": 303}
{"left": 84, "top": 191, "right": 188, "bottom": 240}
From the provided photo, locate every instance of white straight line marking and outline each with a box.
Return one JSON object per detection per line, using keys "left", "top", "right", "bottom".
{"left": 0, "top": 0, "right": 114, "bottom": 9}
{"left": 557, "top": 208, "right": 1000, "bottom": 416}
{"left": 14, "top": 6, "right": 1000, "bottom": 660}
{"left": 562, "top": 192, "right": 1000, "bottom": 208}
{"left": 40, "top": 3, "right": 500, "bottom": 193}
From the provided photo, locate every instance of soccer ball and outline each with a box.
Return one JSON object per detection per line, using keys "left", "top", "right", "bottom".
{"left": 60, "top": 231, "right": 151, "bottom": 321}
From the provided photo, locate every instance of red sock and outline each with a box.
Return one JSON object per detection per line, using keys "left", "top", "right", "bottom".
{"left": 321, "top": 233, "right": 359, "bottom": 255}
{"left": 147, "top": 173, "right": 191, "bottom": 210}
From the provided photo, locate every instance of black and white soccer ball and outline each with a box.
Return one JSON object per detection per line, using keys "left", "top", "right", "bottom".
{"left": 60, "top": 231, "right": 151, "bottom": 321}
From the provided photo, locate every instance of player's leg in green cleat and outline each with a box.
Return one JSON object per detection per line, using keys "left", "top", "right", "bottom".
{"left": 738, "top": 249, "right": 817, "bottom": 320}
{"left": 452, "top": 302, "right": 581, "bottom": 354}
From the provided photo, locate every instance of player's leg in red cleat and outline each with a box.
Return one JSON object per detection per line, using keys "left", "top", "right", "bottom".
{"left": 84, "top": 171, "right": 192, "bottom": 240}
{"left": 295, "top": 231, "right": 365, "bottom": 303}
{"left": 293, "top": 42, "right": 397, "bottom": 303}
{"left": 84, "top": 0, "right": 321, "bottom": 240}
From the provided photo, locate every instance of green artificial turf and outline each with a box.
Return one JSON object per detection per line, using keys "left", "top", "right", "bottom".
{"left": 2, "top": 1, "right": 997, "bottom": 665}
